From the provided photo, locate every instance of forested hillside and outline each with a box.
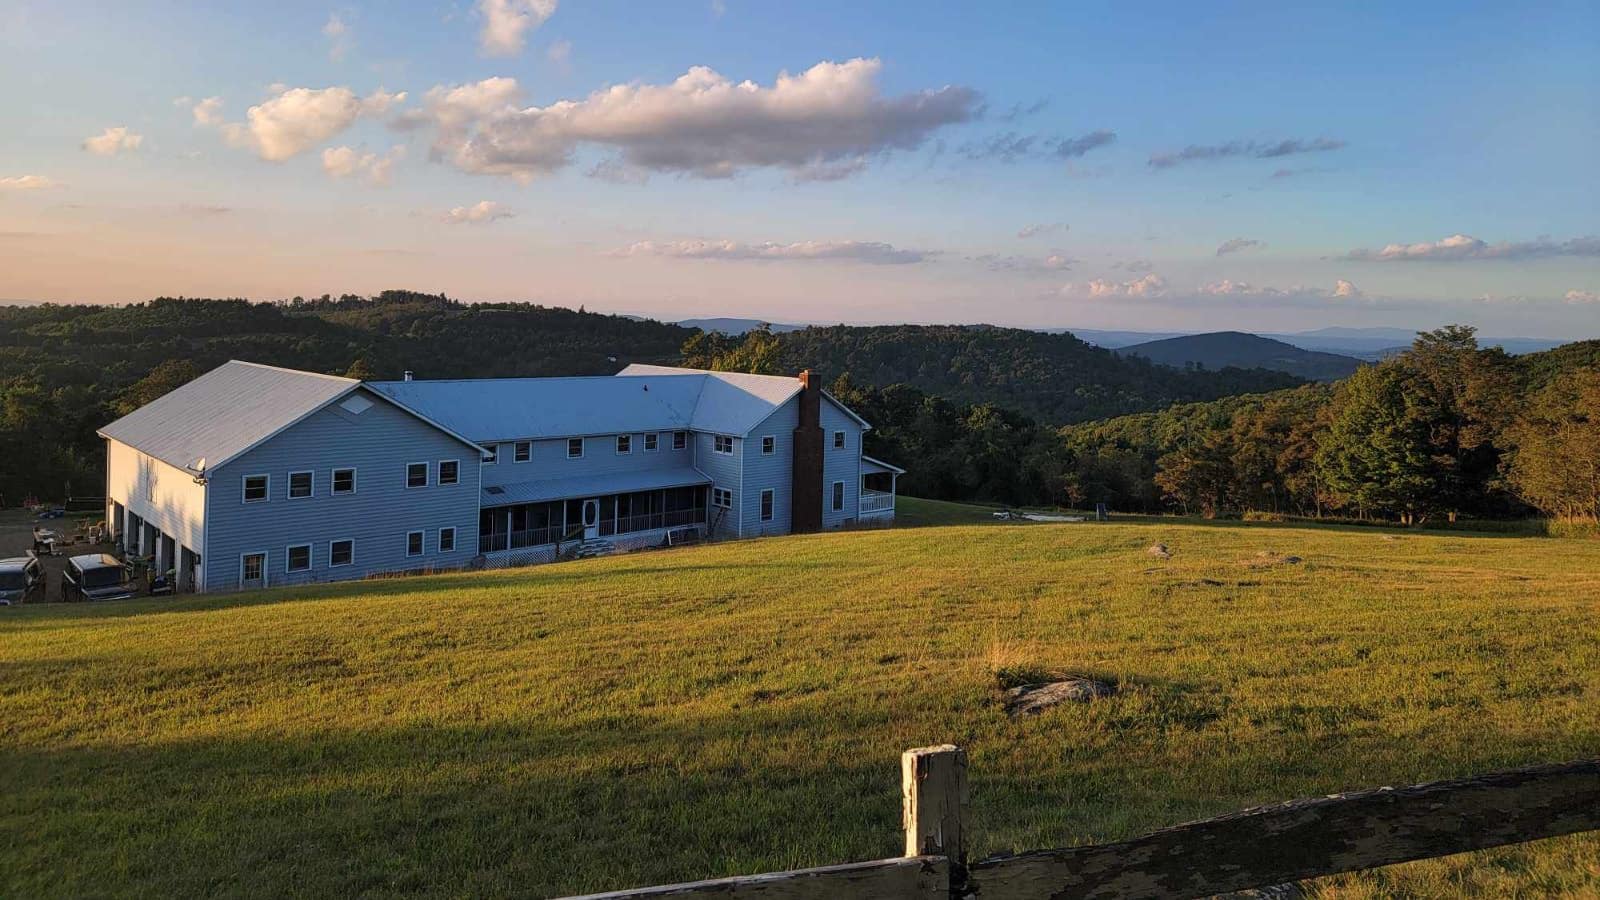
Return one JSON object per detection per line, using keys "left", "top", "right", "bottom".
{"left": 705, "top": 324, "right": 1304, "bottom": 424}
{"left": 1117, "top": 331, "right": 1364, "bottom": 382}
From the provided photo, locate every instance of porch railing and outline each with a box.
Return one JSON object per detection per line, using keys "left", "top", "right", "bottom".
{"left": 860, "top": 491, "right": 895, "bottom": 513}
{"left": 481, "top": 508, "right": 709, "bottom": 553}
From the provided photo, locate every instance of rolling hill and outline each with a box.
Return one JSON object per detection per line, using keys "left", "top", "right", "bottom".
{"left": 1117, "top": 331, "right": 1364, "bottom": 381}
{"left": 3, "top": 513, "right": 1597, "bottom": 897}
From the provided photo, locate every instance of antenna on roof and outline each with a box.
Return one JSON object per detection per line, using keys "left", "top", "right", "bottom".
{"left": 403, "top": 370, "right": 414, "bottom": 381}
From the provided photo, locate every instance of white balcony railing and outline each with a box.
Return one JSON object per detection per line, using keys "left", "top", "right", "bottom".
{"left": 860, "top": 491, "right": 895, "bottom": 514}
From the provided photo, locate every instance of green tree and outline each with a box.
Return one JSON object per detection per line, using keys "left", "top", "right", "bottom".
{"left": 1505, "top": 369, "right": 1600, "bottom": 520}
{"left": 1316, "top": 364, "right": 1445, "bottom": 523}
{"left": 114, "top": 359, "right": 201, "bottom": 415}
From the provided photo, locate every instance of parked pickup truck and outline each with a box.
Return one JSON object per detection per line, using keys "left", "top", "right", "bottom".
{"left": 62, "top": 554, "right": 135, "bottom": 602}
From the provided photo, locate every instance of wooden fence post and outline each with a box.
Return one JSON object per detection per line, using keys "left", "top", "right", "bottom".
{"left": 903, "top": 744, "right": 968, "bottom": 867}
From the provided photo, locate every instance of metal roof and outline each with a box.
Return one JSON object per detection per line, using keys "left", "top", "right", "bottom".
{"left": 98, "top": 361, "right": 360, "bottom": 474}
{"left": 861, "top": 454, "right": 906, "bottom": 475}
{"left": 483, "top": 466, "right": 711, "bottom": 507}
{"left": 371, "top": 366, "right": 806, "bottom": 441}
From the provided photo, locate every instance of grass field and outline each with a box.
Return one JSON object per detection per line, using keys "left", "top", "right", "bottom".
{"left": 3, "top": 507, "right": 1599, "bottom": 897}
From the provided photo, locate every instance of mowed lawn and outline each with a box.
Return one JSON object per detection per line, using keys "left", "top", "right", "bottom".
{"left": 3, "top": 511, "right": 1599, "bottom": 898}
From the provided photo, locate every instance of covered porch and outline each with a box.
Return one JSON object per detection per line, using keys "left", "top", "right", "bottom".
{"left": 479, "top": 468, "right": 711, "bottom": 556}
{"left": 860, "top": 455, "right": 903, "bottom": 519}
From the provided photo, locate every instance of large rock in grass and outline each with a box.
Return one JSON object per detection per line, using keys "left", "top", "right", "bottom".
{"left": 1003, "top": 678, "right": 1116, "bottom": 717}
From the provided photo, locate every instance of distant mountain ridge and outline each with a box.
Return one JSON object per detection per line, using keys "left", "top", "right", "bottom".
{"left": 1117, "top": 331, "right": 1364, "bottom": 382}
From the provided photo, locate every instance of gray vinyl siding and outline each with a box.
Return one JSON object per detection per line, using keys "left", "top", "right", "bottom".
{"left": 481, "top": 431, "right": 691, "bottom": 489}
{"left": 741, "top": 396, "right": 798, "bottom": 537}
{"left": 693, "top": 430, "right": 743, "bottom": 539}
{"left": 203, "top": 388, "right": 480, "bottom": 591}
{"left": 821, "top": 398, "right": 864, "bottom": 528}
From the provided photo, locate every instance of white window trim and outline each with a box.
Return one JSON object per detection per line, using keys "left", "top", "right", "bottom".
{"left": 713, "top": 487, "right": 734, "bottom": 509}
{"left": 238, "top": 550, "right": 267, "bottom": 589}
{"left": 286, "top": 470, "right": 314, "bottom": 500}
{"left": 406, "top": 461, "right": 430, "bottom": 490}
{"left": 713, "top": 435, "right": 734, "bottom": 455}
{"left": 331, "top": 467, "right": 358, "bottom": 496}
{"left": 761, "top": 434, "right": 776, "bottom": 455}
{"left": 285, "top": 543, "right": 312, "bottom": 573}
{"left": 833, "top": 430, "right": 846, "bottom": 450}
{"left": 644, "top": 432, "right": 659, "bottom": 452}
{"left": 328, "top": 539, "right": 355, "bottom": 568}
{"left": 514, "top": 440, "right": 532, "bottom": 463}
{"left": 406, "top": 530, "right": 425, "bottom": 557}
{"left": 672, "top": 431, "right": 688, "bottom": 450}
{"left": 616, "top": 434, "right": 632, "bottom": 455}
{"left": 438, "top": 459, "right": 459, "bottom": 486}
{"left": 438, "top": 526, "right": 457, "bottom": 553}
{"left": 567, "top": 438, "right": 585, "bottom": 459}
{"left": 484, "top": 444, "right": 499, "bottom": 465}
{"left": 242, "top": 474, "right": 270, "bottom": 505}
{"left": 831, "top": 480, "right": 845, "bottom": 512}
{"left": 760, "top": 488, "right": 775, "bottom": 521}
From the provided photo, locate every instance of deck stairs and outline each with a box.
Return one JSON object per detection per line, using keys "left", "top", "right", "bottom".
{"left": 569, "top": 538, "right": 618, "bottom": 559}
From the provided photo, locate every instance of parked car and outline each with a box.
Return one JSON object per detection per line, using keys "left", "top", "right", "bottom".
{"left": 62, "top": 554, "right": 135, "bottom": 602}
{"left": 0, "top": 556, "right": 45, "bottom": 605}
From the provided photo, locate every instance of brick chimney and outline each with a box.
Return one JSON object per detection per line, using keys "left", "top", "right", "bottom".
{"left": 791, "top": 369, "right": 824, "bottom": 533}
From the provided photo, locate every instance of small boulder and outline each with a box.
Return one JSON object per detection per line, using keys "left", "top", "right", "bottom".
{"left": 1147, "top": 543, "right": 1171, "bottom": 559}
{"left": 1003, "top": 677, "right": 1116, "bottom": 717}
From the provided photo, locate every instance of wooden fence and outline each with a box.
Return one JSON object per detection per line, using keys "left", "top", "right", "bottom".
{"left": 561, "top": 745, "right": 1600, "bottom": 899}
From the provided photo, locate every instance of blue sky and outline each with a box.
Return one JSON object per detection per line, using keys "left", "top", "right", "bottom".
{"left": 2, "top": 0, "right": 1597, "bottom": 335}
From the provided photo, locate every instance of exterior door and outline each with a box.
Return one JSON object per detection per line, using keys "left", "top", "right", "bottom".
{"left": 582, "top": 499, "right": 600, "bottom": 539}
{"left": 240, "top": 552, "right": 266, "bottom": 590}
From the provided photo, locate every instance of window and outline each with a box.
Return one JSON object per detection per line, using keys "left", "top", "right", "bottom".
{"left": 672, "top": 431, "right": 688, "bottom": 450}
{"left": 329, "top": 539, "right": 354, "bottom": 567}
{"left": 713, "top": 487, "right": 733, "bottom": 509}
{"left": 332, "top": 468, "right": 356, "bottom": 495}
{"left": 287, "top": 471, "right": 313, "bottom": 499}
{"left": 484, "top": 444, "right": 498, "bottom": 465}
{"left": 761, "top": 435, "right": 776, "bottom": 455}
{"left": 644, "top": 433, "right": 658, "bottom": 452}
{"left": 760, "top": 489, "right": 775, "bottom": 521}
{"left": 567, "top": 438, "right": 584, "bottom": 459}
{"left": 286, "top": 544, "right": 311, "bottom": 573}
{"left": 616, "top": 434, "right": 631, "bottom": 454}
{"left": 241, "top": 553, "right": 265, "bottom": 582}
{"left": 514, "top": 441, "right": 531, "bottom": 463}
{"left": 439, "top": 527, "right": 456, "bottom": 553}
{"left": 145, "top": 475, "right": 155, "bottom": 503}
{"left": 407, "top": 462, "right": 429, "bottom": 489}
{"left": 406, "top": 531, "right": 424, "bottom": 557}
{"left": 242, "top": 474, "right": 269, "bottom": 503}
{"left": 833, "top": 430, "right": 846, "bottom": 450}
{"left": 438, "top": 460, "right": 459, "bottom": 485}
{"left": 713, "top": 435, "right": 734, "bottom": 455}
{"left": 832, "top": 481, "right": 845, "bottom": 511}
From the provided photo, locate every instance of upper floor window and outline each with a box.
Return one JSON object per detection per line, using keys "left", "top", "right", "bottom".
{"left": 484, "top": 444, "right": 498, "bottom": 465}
{"left": 438, "top": 460, "right": 459, "bottom": 485}
{"left": 332, "top": 468, "right": 356, "bottom": 495}
{"left": 514, "top": 441, "right": 532, "bottom": 463}
{"left": 242, "top": 474, "right": 269, "bottom": 503}
{"left": 406, "top": 462, "right": 429, "bottom": 489}
{"left": 712, "top": 487, "right": 733, "bottom": 509}
{"left": 713, "top": 435, "right": 734, "bottom": 455}
{"left": 616, "top": 434, "right": 632, "bottom": 454}
{"left": 761, "top": 435, "right": 776, "bottom": 455}
{"left": 833, "top": 430, "right": 846, "bottom": 450}
{"left": 672, "top": 431, "right": 688, "bottom": 450}
{"left": 287, "top": 471, "right": 313, "bottom": 499}
{"left": 644, "top": 433, "right": 658, "bottom": 452}
{"left": 567, "top": 438, "right": 584, "bottom": 459}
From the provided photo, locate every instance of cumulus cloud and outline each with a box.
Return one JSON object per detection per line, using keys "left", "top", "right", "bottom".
{"left": 1060, "top": 273, "right": 1168, "bottom": 299}
{"left": 398, "top": 58, "right": 978, "bottom": 182}
{"left": 189, "top": 96, "right": 225, "bottom": 126}
{"left": 83, "top": 126, "right": 143, "bottom": 156}
{"left": 477, "top": 0, "right": 557, "bottom": 56}
{"left": 322, "top": 145, "right": 406, "bottom": 186}
{"left": 323, "top": 13, "right": 351, "bottom": 61}
{"left": 0, "top": 175, "right": 60, "bottom": 190}
{"left": 219, "top": 86, "right": 405, "bottom": 161}
{"left": 1566, "top": 289, "right": 1600, "bottom": 305}
{"left": 442, "top": 200, "right": 514, "bottom": 224}
{"left": 1017, "top": 222, "right": 1067, "bottom": 239}
{"left": 1215, "top": 237, "right": 1266, "bottom": 256}
{"left": 1344, "top": 233, "right": 1600, "bottom": 262}
{"left": 1149, "top": 137, "right": 1344, "bottom": 169}
{"left": 1197, "top": 278, "right": 1364, "bottom": 301}
{"left": 617, "top": 239, "right": 930, "bottom": 265}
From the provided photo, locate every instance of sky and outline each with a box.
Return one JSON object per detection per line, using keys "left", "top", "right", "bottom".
{"left": 1, "top": 0, "right": 1597, "bottom": 336}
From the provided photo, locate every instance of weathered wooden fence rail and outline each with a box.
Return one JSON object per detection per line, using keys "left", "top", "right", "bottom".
{"left": 563, "top": 747, "right": 1600, "bottom": 900}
